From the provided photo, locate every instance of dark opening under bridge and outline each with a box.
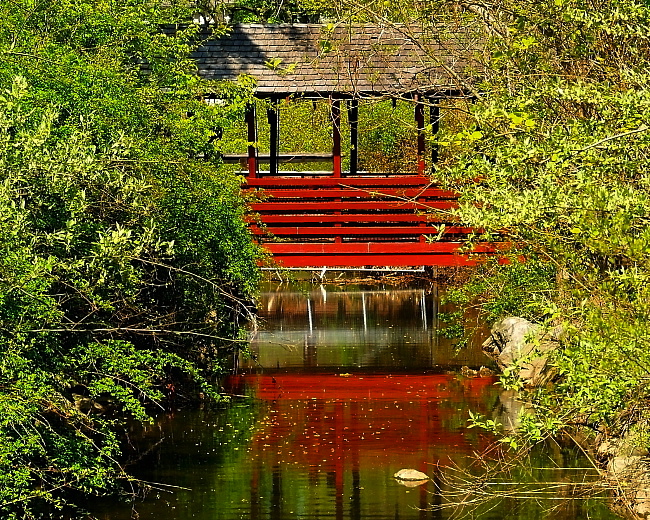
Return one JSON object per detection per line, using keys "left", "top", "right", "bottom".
{"left": 191, "top": 23, "right": 490, "bottom": 267}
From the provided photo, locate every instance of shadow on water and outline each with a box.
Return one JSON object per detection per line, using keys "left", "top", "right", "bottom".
{"left": 92, "top": 281, "right": 620, "bottom": 520}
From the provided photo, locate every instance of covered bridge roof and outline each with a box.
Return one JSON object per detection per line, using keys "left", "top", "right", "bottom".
{"left": 188, "top": 23, "right": 479, "bottom": 97}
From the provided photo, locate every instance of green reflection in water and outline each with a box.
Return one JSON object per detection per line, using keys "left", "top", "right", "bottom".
{"left": 250, "top": 282, "right": 489, "bottom": 371}
{"left": 95, "top": 395, "right": 619, "bottom": 520}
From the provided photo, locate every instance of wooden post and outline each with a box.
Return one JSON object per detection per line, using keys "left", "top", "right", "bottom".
{"left": 430, "top": 101, "right": 440, "bottom": 169}
{"left": 331, "top": 98, "right": 343, "bottom": 243}
{"left": 245, "top": 103, "right": 258, "bottom": 178}
{"left": 348, "top": 99, "right": 359, "bottom": 176}
{"left": 415, "top": 94, "right": 426, "bottom": 176}
{"left": 331, "top": 98, "right": 342, "bottom": 178}
{"left": 267, "top": 99, "right": 280, "bottom": 176}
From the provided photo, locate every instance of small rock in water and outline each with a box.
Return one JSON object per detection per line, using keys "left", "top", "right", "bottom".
{"left": 479, "top": 366, "right": 494, "bottom": 377}
{"left": 393, "top": 469, "right": 430, "bottom": 481}
{"left": 460, "top": 366, "right": 479, "bottom": 378}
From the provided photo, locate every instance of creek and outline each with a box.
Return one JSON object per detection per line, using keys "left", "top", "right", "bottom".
{"left": 94, "top": 281, "right": 619, "bottom": 520}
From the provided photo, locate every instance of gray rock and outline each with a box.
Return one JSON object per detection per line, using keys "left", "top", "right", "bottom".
{"left": 460, "top": 366, "right": 479, "bottom": 378}
{"left": 599, "top": 438, "right": 650, "bottom": 458}
{"left": 482, "top": 317, "right": 540, "bottom": 368}
{"left": 494, "top": 389, "right": 526, "bottom": 432}
{"left": 393, "top": 469, "right": 430, "bottom": 481}
{"left": 598, "top": 440, "right": 620, "bottom": 457}
{"left": 72, "top": 393, "right": 116, "bottom": 415}
{"left": 600, "top": 435, "right": 650, "bottom": 516}
{"left": 635, "top": 489, "right": 650, "bottom": 518}
{"left": 479, "top": 366, "right": 494, "bottom": 377}
{"left": 73, "top": 393, "right": 94, "bottom": 414}
{"left": 608, "top": 456, "right": 644, "bottom": 478}
{"left": 482, "top": 317, "right": 560, "bottom": 387}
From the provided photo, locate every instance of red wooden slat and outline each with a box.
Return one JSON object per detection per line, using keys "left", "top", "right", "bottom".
{"left": 269, "top": 254, "right": 478, "bottom": 267}
{"left": 245, "top": 176, "right": 433, "bottom": 187}
{"left": 242, "top": 168, "right": 489, "bottom": 266}
{"left": 250, "top": 188, "right": 457, "bottom": 199}
{"left": 264, "top": 243, "right": 495, "bottom": 254}
{"left": 251, "top": 201, "right": 457, "bottom": 211}
{"left": 254, "top": 214, "right": 446, "bottom": 223}
{"left": 251, "top": 226, "right": 462, "bottom": 235}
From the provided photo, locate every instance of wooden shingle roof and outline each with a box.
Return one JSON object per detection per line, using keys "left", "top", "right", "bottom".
{"left": 190, "top": 23, "right": 478, "bottom": 97}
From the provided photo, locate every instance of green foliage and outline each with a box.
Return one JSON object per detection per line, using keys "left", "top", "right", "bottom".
{"left": 221, "top": 97, "right": 423, "bottom": 174}
{"left": 444, "top": 257, "right": 557, "bottom": 325}
{"left": 467, "top": 410, "right": 502, "bottom": 434}
{"left": 0, "top": 0, "right": 262, "bottom": 516}
{"left": 358, "top": 100, "right": 419, "bottom": 174}
{"left": 228, "top": 0, "right": 337, "bottom": 22}
{"left": 434, "top": 0, "right": 650, "bottom": 446}
{"left": 221, "top": 98, "right": 338, "bottom": 172}
{"left": 437, "top": 310, "right": 466, "bottom": 340}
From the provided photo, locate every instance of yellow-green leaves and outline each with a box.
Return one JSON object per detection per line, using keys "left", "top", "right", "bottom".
{"left": 513, "top": 35, "right": 538, "bottom": 51}
{"left": 437, "top": 0, "right": 650, "bottom": 459}
{"left": 439, "top": 128, "right": 484, "bottom": 148}
{"left": 264, "top": 56, "right": 284, "bottom": 69}
{"left": 507, "top": 112, "right": 536, "bottom": 129}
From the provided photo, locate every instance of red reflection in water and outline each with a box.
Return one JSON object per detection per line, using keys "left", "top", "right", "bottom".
{"left": 226, "top": 373, "right": 497, "bottom": 475}
{"left": 233, "top": 373, "right": 495, "bottom": 401}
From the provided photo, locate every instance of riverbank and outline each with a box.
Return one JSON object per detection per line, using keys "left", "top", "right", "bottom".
{"left": 482, "top": 315, "right": 650, "bottom": 520}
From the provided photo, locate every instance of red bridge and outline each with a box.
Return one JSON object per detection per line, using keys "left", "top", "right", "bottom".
{"left": 197, "top": 24, "right": 488, "bottom": 267}
{"left": 243, "top": 171, "right": 487, "bottom": 268}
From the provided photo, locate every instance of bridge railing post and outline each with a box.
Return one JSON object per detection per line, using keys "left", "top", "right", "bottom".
{"left": 415, "top": 94, "right": 426, "bottom": 176}
{"left": 348, "top": 99, "right": 359, "bottom": 176}
{"left": 331, "top": 98, "right": 342, "bottom": 178}
{"left": 430, "top": 99, "right": 440, "bottom": 172}
{"left": 267, "top": 99, "right": 280, "bottom": 176}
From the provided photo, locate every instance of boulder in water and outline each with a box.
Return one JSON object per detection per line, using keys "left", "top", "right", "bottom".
{"left": 482, "top": 317, "right": 561, "bottom": 387}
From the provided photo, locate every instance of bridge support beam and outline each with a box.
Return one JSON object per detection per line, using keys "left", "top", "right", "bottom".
{"left": 267, "top": 99, "right": 280, "bottom": 176}
{"left": 430, "top": 100, "right": 440, "bottom": 170}
{"left": 331, "top": 98, "right": 342, "bottom": 178}
{"left": 246, "top": 103, "right": 258, "bottom": 178}
{"left": 348, "top": 99, "right": 359, "bottom": 176}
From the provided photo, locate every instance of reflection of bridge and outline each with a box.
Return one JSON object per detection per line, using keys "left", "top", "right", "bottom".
{"left": 221, "top": 281, "right": 500, "bottom": 519}
{"left": 252, "top": 285, "right": 490, "bottom": 370}
{"left": 225, "top": 373, "right": 497, "bottom": 520}
{"left": 193, "top": 24, "right": 490, "bottom": 267}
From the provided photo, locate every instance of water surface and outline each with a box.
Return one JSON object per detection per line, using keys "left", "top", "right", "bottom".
{"left": 95, "top": 282, "right": 619, "bottom": 520}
